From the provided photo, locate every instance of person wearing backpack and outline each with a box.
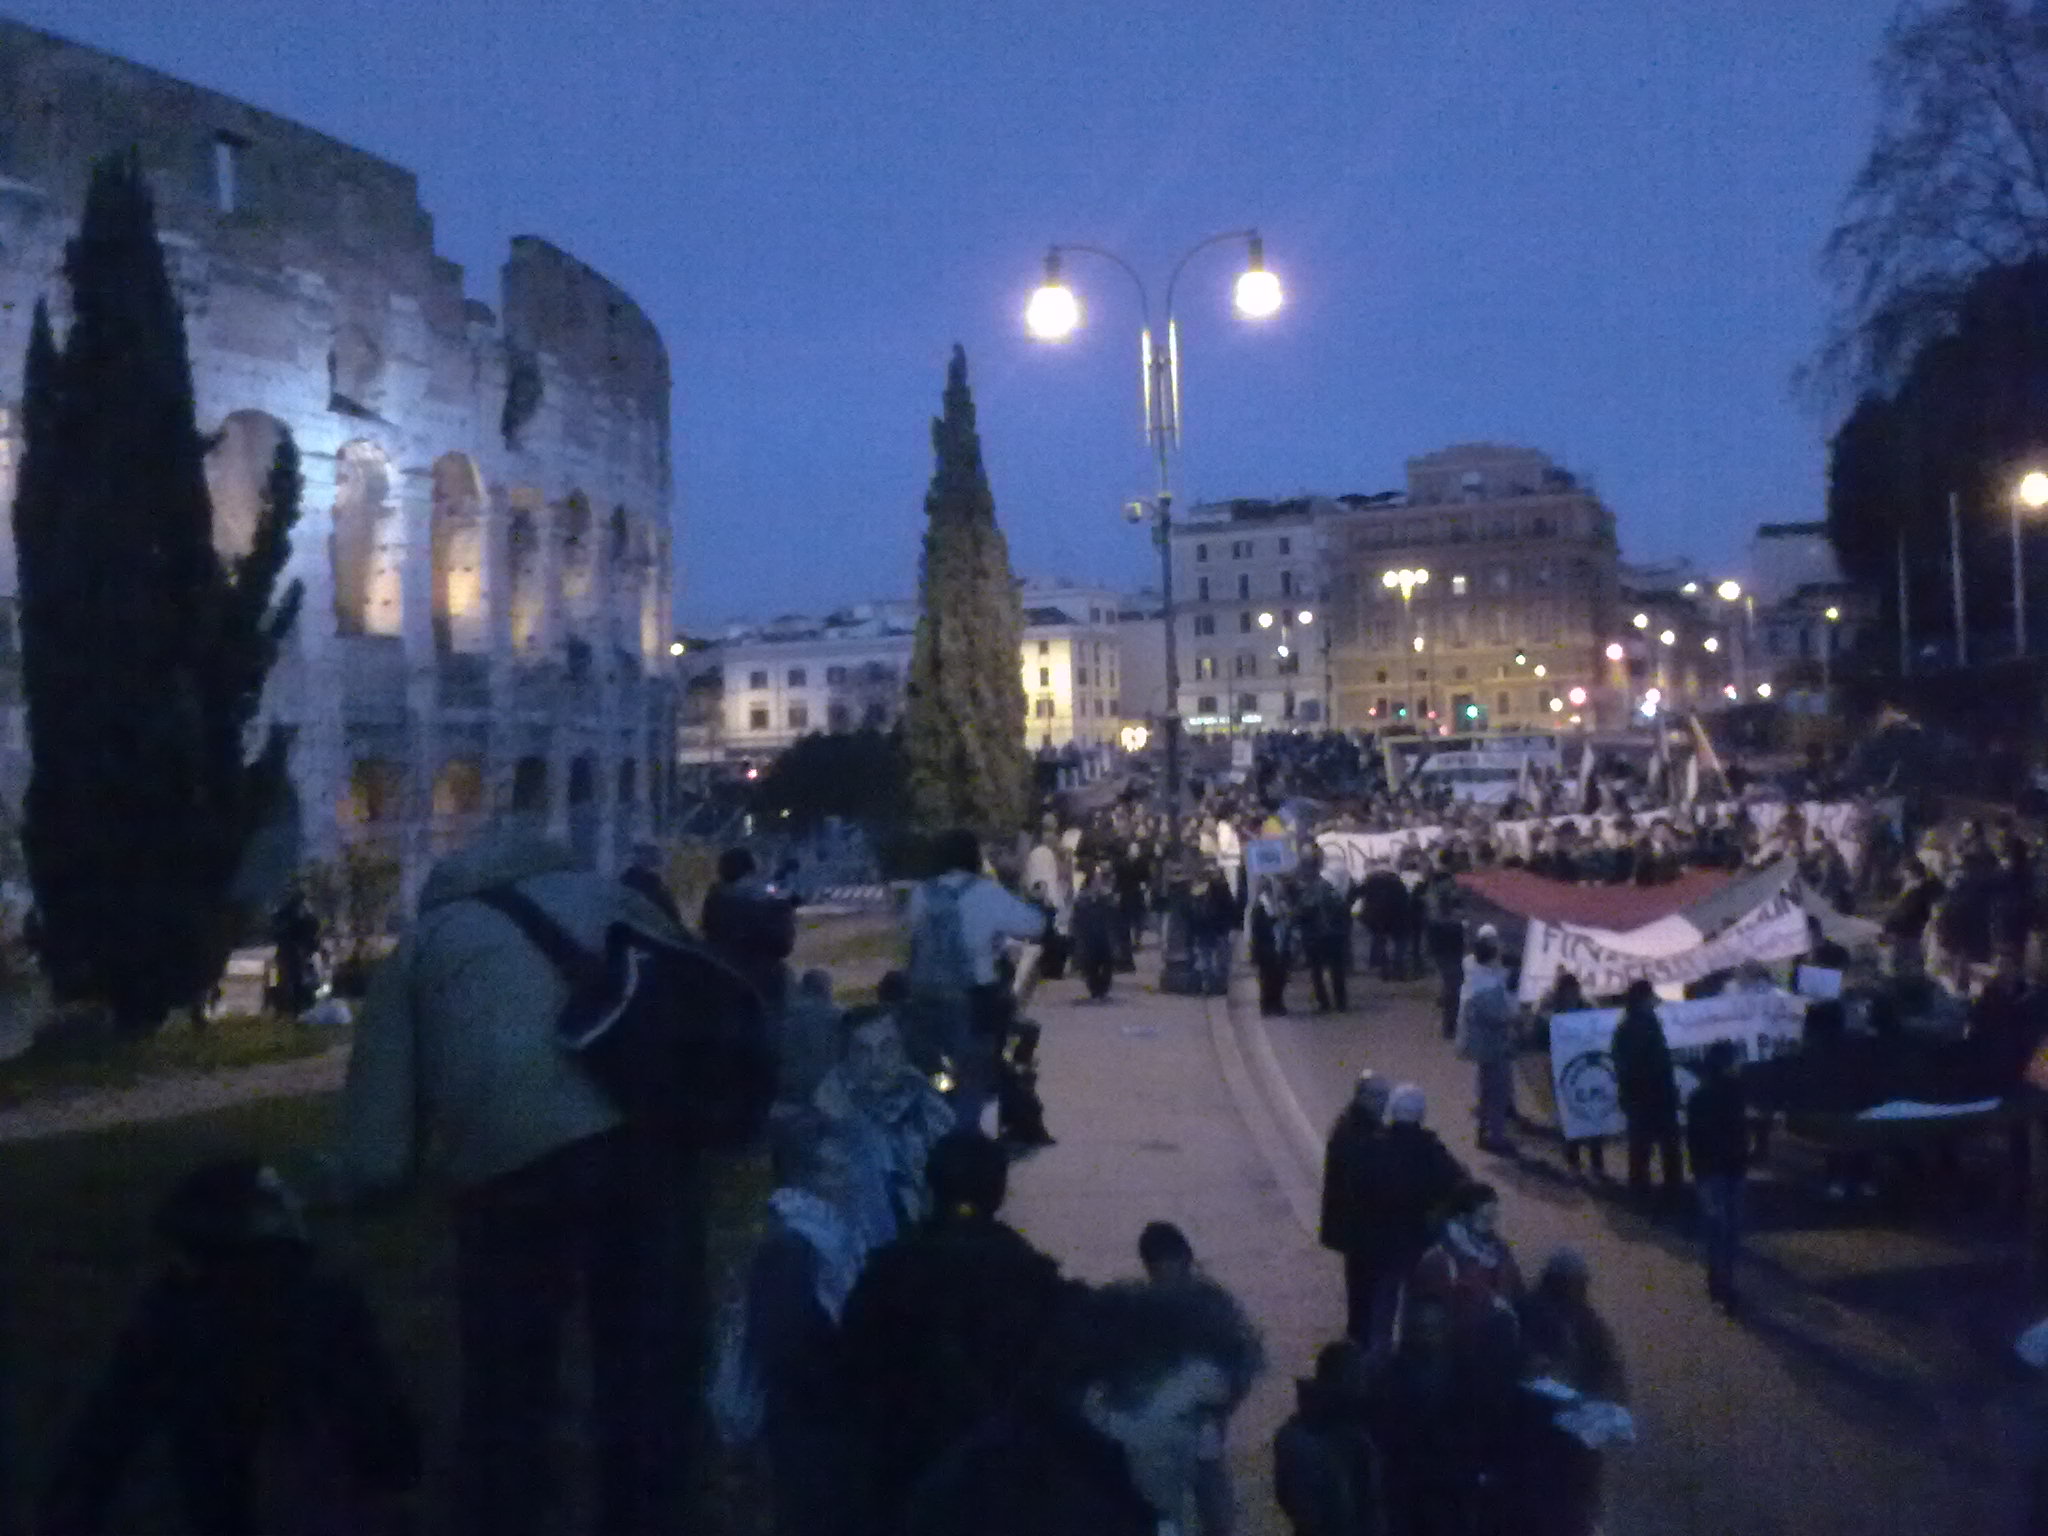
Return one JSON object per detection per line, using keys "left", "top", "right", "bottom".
{"left": 335, "top": 824, "right": 754, "bottom": 1536}
{"left": 903, "top": 830, "right": 1049, "bottom": 1135}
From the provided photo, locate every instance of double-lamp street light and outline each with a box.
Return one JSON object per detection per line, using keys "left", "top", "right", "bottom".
{"left": 1025, "top": 231, "right": 1283, "bottom": 842}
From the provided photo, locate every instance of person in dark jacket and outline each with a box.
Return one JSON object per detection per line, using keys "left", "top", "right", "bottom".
{"left": 1298, "top": 860, "right": 1353, "bottom": 1014}
{"left": 1319, "top": 1073, "right": 1394, "bottom": 1342}
{"left": 839, "top": 1130, "right": 1066, "bottom": 1532}
{"left": 903, "top": 1277, "right": 1264, "bottom": 1536}
{"left": 1189, "top": 865, "right": 1240, "bottom": 997}
{"left": 1358, "top": 868, "right": 1410, "bottom": 981}
{"left": 41, "top": 1159, "right": 420, "bottom": 1536}
{"left": 748, "top": 1109, "right": 870, "bottom": 1536}
{"left": 1251, "top": 885, "right": 1292, "bottom": 1017}
{"left": 1883, "top": 859, "right": 1943, "bottom": 975}
{"left": 1272, "top": 1340, "right": 1384, "bottom": 1536}
{"left": 1685, "top": 1039, "right": 1749, "bottom": 1309}
{"left": 1353, "top": 1084, "right": 1465, "bottom": 1350}
{"left": 1071, "top": 865, "right": 1122, "bottom": 1001}
{"left": 1517, "top": 1249, "right": 1627, "bottom": 1406}
{"left": 268, "top": 887, "right": 323, "bottom": 1017}
{"left": 702, "top": 846, "right": 797, "bottom": 1012}
{"left": 1369, "top": 1295, "right": 1492, "bottom": 1536}
{"left": 1423, "top": 871, "right": 1466, "bottom": 1040}
{"left": 1610, "top": 980, "right": 1683, "bottom": 1201}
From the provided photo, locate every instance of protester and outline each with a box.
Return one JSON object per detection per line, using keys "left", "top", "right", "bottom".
{"left": 621, "top": 839, "right": 683, "bottom": 923}
{"left": 1458, "top": 935, "right": 1519, "bottom": 1156}
{"left": 1298, "top": 854, "right": 1353, "bottom": 1014}
{"left": 1685, "top": 1039, "right": 1750, "bottom": 1309}
{"left": 839, "top": 1128, "right": 1066, "bottom": 1533}
{"left": 1409, "top": 1182, "right": 1524, "bottom": 1346}
{"left": 1319, "top": 1072, "right": 1393, "bottom": 1342}
{"left": 1518, "top": 1249, "right": 1627, "bottom": 1406}
{"left": 1364, "top": 1085, "right": 1468, "bottom": 1347}
{"left": 1423, "top": 866, "right": 1467, "bottom": 1040}
{"left": 747, "top": 1108, "right": 869, "bottom": 1536}
{"left": 1271, "top": 1340, "right": 1384, "bottom": 1536}
{"left": 268, "top": 885, "right": 323, "bottom": 1017}
{"left": 40, "top": 1158, "right": 419, "bottom": 1536}
{"left": 1252, "top": 883, "right": 1293, "bottom": 1017}
{"left": 903, "top": 1277, "right": 1265, "bottom": 1536}
{"left": 1358, "top": 864, "right": 1411, "bottom": 981}
{"left": 1370, "top": 1294, "right": 1490, "bottom": 1536}
{"left": 1612, "top": 979, "right": 1684, "bottom": 1203}
{"left": 814, "top": 1005, "right": 956, "bottom": 1251}
{"left": 336, "top": 826, "right": 708, "bottom": 1536}
{"left": 702, "top": 845, "right": 797, "bottom": 1013}
{"left": 1540, "top": 973, "right": 1607, "bottom": 1178}
{"left": 1189, "top": 862, "right": 1240, "bottom": 997}
{"left": 1072, "top": 863, "right": 1122, "bottom": 1002}
{"left": 902, "top": 829, "right": 1049, "bottom": 1133}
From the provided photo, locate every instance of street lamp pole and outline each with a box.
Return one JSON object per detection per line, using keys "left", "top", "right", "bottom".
{"left": 2016, "top": 471, "right": 2048, "bottom": 659}
{"left": 1026, "top": 231, "right": 1282, "bottom": 850}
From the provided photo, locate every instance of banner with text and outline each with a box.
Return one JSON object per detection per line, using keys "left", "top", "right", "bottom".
{"left": 1517, "top": 884, "right": 1811, "bottom": 1003}
{"left": 1548, "top": 989, "right": 1808, "bottom": 1140}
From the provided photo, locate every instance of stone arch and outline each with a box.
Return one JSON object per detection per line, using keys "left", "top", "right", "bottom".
{"left": 432, "top": 755, "right": 486, "bottom": 817}
{"left": 342, "top": 756, "right": 403, "bottom": 826}
{"left": 506, "top": 490, "right": 546, "bottom": 653}
{"left": 567, "top": 753, "right": 600, "bottom": 864}
{"left": 203, "top": 410, "right": 289, "bottom": 562}
{"left": 640, "top": 527, "right": 669, "bottom": 661}
{"left": 430, "top": 454, "right": 488, "bottom": 654}
{"left": 332, "top": 440, "right": 403, "bottom": 636}
{"left": 558, "top": 492, "right": 595, "bottom": 633}
{"left": 510, "top": 754, "right": 549, "bottom": 813}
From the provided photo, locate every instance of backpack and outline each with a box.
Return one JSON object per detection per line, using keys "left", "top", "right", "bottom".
{"left": 475, "top": 885, "right": 776, "bottom": 1149}
{"left": 907, "top": 877, "right": 977, "bottom": 997}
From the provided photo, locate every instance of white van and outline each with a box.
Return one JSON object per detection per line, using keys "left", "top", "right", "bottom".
{"left": 1414, "top": 754, "right": 1528, "bottom": 805}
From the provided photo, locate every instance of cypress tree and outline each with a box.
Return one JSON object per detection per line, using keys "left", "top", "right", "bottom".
{"left": 13, "top": 151, "right": 303, "bottom": 1030}
{"left": 903, "top": 345, "right": 1029, "bottom": 839}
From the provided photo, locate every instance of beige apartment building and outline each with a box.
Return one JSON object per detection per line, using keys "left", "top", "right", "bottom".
{"left": 1324, "top": 445, "right": 1622, "bottom": 733}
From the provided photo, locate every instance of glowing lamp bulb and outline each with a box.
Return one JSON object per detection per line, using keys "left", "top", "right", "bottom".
{"left": 1258, "top": 611, "right": 1275, "bottom": 628}
{"left": 1234, "top": 266, "right": 1283, "bottom": 319}
{"left": 1717, "top": 580, "right": 1742, "bottom": 602}
{"left": 1632, "top": 613, "right": 1649, "bottom": 630}
{"left": 1297, "top": 610, "right": 1314, "bottom": 625}
{"left": 1026, "top": 282, "right": 1081, "bottom": 340}
{"left": 2023, "top": 471, "right": 2048, "bottom": 510}
{"left": 1605, "top": 642, "right": 1624, "bottom": 661}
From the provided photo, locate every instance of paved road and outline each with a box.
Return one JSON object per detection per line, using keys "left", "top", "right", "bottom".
{"left": 1250, "top": 969, "right": 2037, "bottom": 1536}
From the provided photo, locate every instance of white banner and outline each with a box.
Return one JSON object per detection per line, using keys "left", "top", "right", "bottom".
{"left": 1548, "top": 990, "right": 1808, "bottom": 1140}
{"left": 1517, "top": 884, "right": 1811, "bottom": 1003}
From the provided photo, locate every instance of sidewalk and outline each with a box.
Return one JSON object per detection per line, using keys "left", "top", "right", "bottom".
{"left": 1002, "top": 960, "right": 1342, "bottom": 1535}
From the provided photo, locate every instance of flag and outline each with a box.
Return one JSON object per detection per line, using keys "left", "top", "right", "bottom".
{"left": 1683, "top": 751, "right": 1700, "bottom": 806}
{"left": 1576, "top": 742, "right": 1597, "bottom": 811}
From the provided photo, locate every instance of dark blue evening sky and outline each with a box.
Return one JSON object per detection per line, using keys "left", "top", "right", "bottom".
{"left": 21, "top": 2, "right": 1888, "bottom": 626}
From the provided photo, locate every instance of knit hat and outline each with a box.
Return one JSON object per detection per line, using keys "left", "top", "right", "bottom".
{"left": 1387, "top": 1084, "right": 1427, "bottom": 1124}
{"left": 1354, "top": 1071, "right": 1393, "bottom": 1122}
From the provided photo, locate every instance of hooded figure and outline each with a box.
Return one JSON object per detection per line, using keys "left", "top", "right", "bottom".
{"left": 1319, "top": 1073, "right": 1394, "bottom": 1342}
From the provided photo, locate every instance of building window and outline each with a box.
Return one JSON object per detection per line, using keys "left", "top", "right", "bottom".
{"left": 788, "top": 705, "right": 808, "bottom": 729}
{"left": 1038, "top": 667, "right": 1051, "bottom": 686}
{"left": 1232, "top": 539, "right": 1253, "bottom": 559}
{"left": 749, "top": 707, "right": 769, "bottom": 730}
{"left": 1090, "top": 606, "right": 1101, "bottom": 623}
{"left": 1197, "top": 576, "right": 1211, "bottom": 602}
{"left": 865, "top": 660, "right": 894, "bottom": 682}
{"left": 1197, "top": 694, "right": 1219, "bottom": 713}
{"left": 826, "top": 665, "right": 848, "bottom": 685}
{"left": 1279, "top": 537, "right": 1292, "bottom": 555}
{"left": 788, "top": 668, "right": 807, "bottom": 687}
{"left": 863, "top": 702, "right": 888, "bottom": 728}
{"left": 1038, "top": 640, "right": 1050, "bottom": 656}
{"left": 1196, "top": 656, "right": 1217, "bottom": 679}
{"left": 1235, "top": 653, "right": 1258, "bottom": 677}
{"left": 1497, "top": 691, "right": 1511, "bottom": 714}
{"left": 1281, "top": 571, "right": 1295, "bottom": 597}
{"left": 1238, "top": 611, "right": 1253, "bottom": 634}
{"left": 1375, "top": 669, "right": 1389, "bottom": 684}
{"left": 749, "top": 670, "right": 769, "bottom": 689}
{"left": 213, "top": 133, "right": 244, "bottom": 214}
{"left": 1076, "top": 667, "right": 1088, "bottom": 685}
{"left": 828, "top": 703, "right": 851, "bottom": 731}
{"left": 1237, "top": 693, "right": 1258, "bottom": 713}
{"left": 1236, "top": 574, "right": 1251, "bottom": 600}
{"left": 1196, "top": 543, "right": 1209, "bottom": 563}
{"left": 1193, "top": 615, "right": 1217, "bottom": 636}
{"left": 1035, "top": 697, "right": 1054, "bottom": 718}
{"left": 1452, "top": 574, "right": 1468, "bottom": 596}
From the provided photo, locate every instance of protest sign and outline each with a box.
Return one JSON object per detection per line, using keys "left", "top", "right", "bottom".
{"left": 1244, "top": 837, "right": 1299, "bottom": 879}
{"left": 1548, "top": 989, "right": 1806, "bottom": 1140}
{"left": 1517, "top": 884, "right": 1810, "bottom": 1003}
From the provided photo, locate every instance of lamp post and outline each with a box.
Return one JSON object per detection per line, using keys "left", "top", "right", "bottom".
{"left": 1716, "top": 580, "right": 1753, "bottom": 697}
{"left": 1026, "top": 231, "right": 1283, "bottom": 845}
{"left": 2015, "top": 470, "right": 2048, "bottom": 659}
{"left": 1381, "top": 568, "right": 1429, "bottom": 728}
{"left": 1821, "top": 605, "right": 1840, "bottom": 700}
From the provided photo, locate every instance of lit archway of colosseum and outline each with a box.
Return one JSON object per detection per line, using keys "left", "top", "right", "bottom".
{"left": 511, "top": 754, "right": 549, "bottom": 813}
{"left": 567, "top": 752, "right": 599, "bottom": 864}
{"left": 506, "top": 490, "right": 546, "bottom": 653}
{"left": 605, "top": 506, "right": 634, "bottom": 653}
{"left": 431, "top": 754, "right": 486, "bottom": 851}
{"left": 558, "top": 492, "right": 595, "bottom": 636}
{"left": 332, "top": 440, "right": 404, "bottom": 636}
{"left": 430, "top": 454, "right": 487, "bottom": 654}
{"left": 642, "top": 528, "right": 669, "bottom": 660}
{"left": 203, "top": 410, "right": 289, "bottom": 563}
{"left": 342, "top": 756, "right": 404, "bottom": 829}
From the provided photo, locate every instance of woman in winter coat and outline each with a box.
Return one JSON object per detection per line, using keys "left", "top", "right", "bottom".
{"left": 1517, "top": 1249, "right": 1627, "bottom": 1405}
{"left": 1609, "top": 980, "right": 1682, "bottom": 1200}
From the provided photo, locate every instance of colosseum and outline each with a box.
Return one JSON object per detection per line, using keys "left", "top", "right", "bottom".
{"left": 0, "top": 18, "right": 679, "bottom": 900}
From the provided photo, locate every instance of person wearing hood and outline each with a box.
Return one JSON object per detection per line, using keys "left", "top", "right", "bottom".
{"left": 1319, "top": 1072, "right": 1392, "bottom": 1343}
{"left": 1611, "top": 979, "right": 1684, "bottom": 1203}
{"left": 1458, "top": 937, "right": 1520, "bottom": 1156}
{"left": 814, "top": 1005, "right": 957, "bottom": 1251}
{"left": 1272, "top": 1340, "right": 1385, "bottom": 1536}
{"left": 335, "top": 825, "right": 704, "bottom": 1536}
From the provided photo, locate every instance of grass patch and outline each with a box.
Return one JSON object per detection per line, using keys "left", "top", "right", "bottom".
{"left": 793, "top": 911, "right": 901, "bottom": 1008}
{"left": 0, "top": 1009, "right": 338, "bottom": 1109}
{"left": 0, "top": 1091, "right": 774, "bottom": 1534}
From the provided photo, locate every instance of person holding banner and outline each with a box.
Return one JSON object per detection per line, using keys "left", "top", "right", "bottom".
{"left": 1612, "top": 982, "right": 1685, "bottom": 1204}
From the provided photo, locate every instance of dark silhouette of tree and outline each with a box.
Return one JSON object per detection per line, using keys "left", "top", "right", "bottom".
{"left": 13, "top": 151, "right": 303, "bottom": 1030}
{"left": 1815, "top": 0, "right": 2048, "bottom": 398}
{"left": 1826, "top": 256, "right": 2048, "bottom": 667}
{"left": 902, "top": 346, "right": 1029, "bottom": 838}
{"left": 753, "top": 728, "right": 909, "bottom": 834}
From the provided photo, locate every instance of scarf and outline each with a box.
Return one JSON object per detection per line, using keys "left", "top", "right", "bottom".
{"left": 767, "top": 1187, "right": 867, "bottom": 1322}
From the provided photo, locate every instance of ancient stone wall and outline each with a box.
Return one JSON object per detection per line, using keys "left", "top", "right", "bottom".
{"left": 0, "top": 18, "right": 679, "bottom": 900}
